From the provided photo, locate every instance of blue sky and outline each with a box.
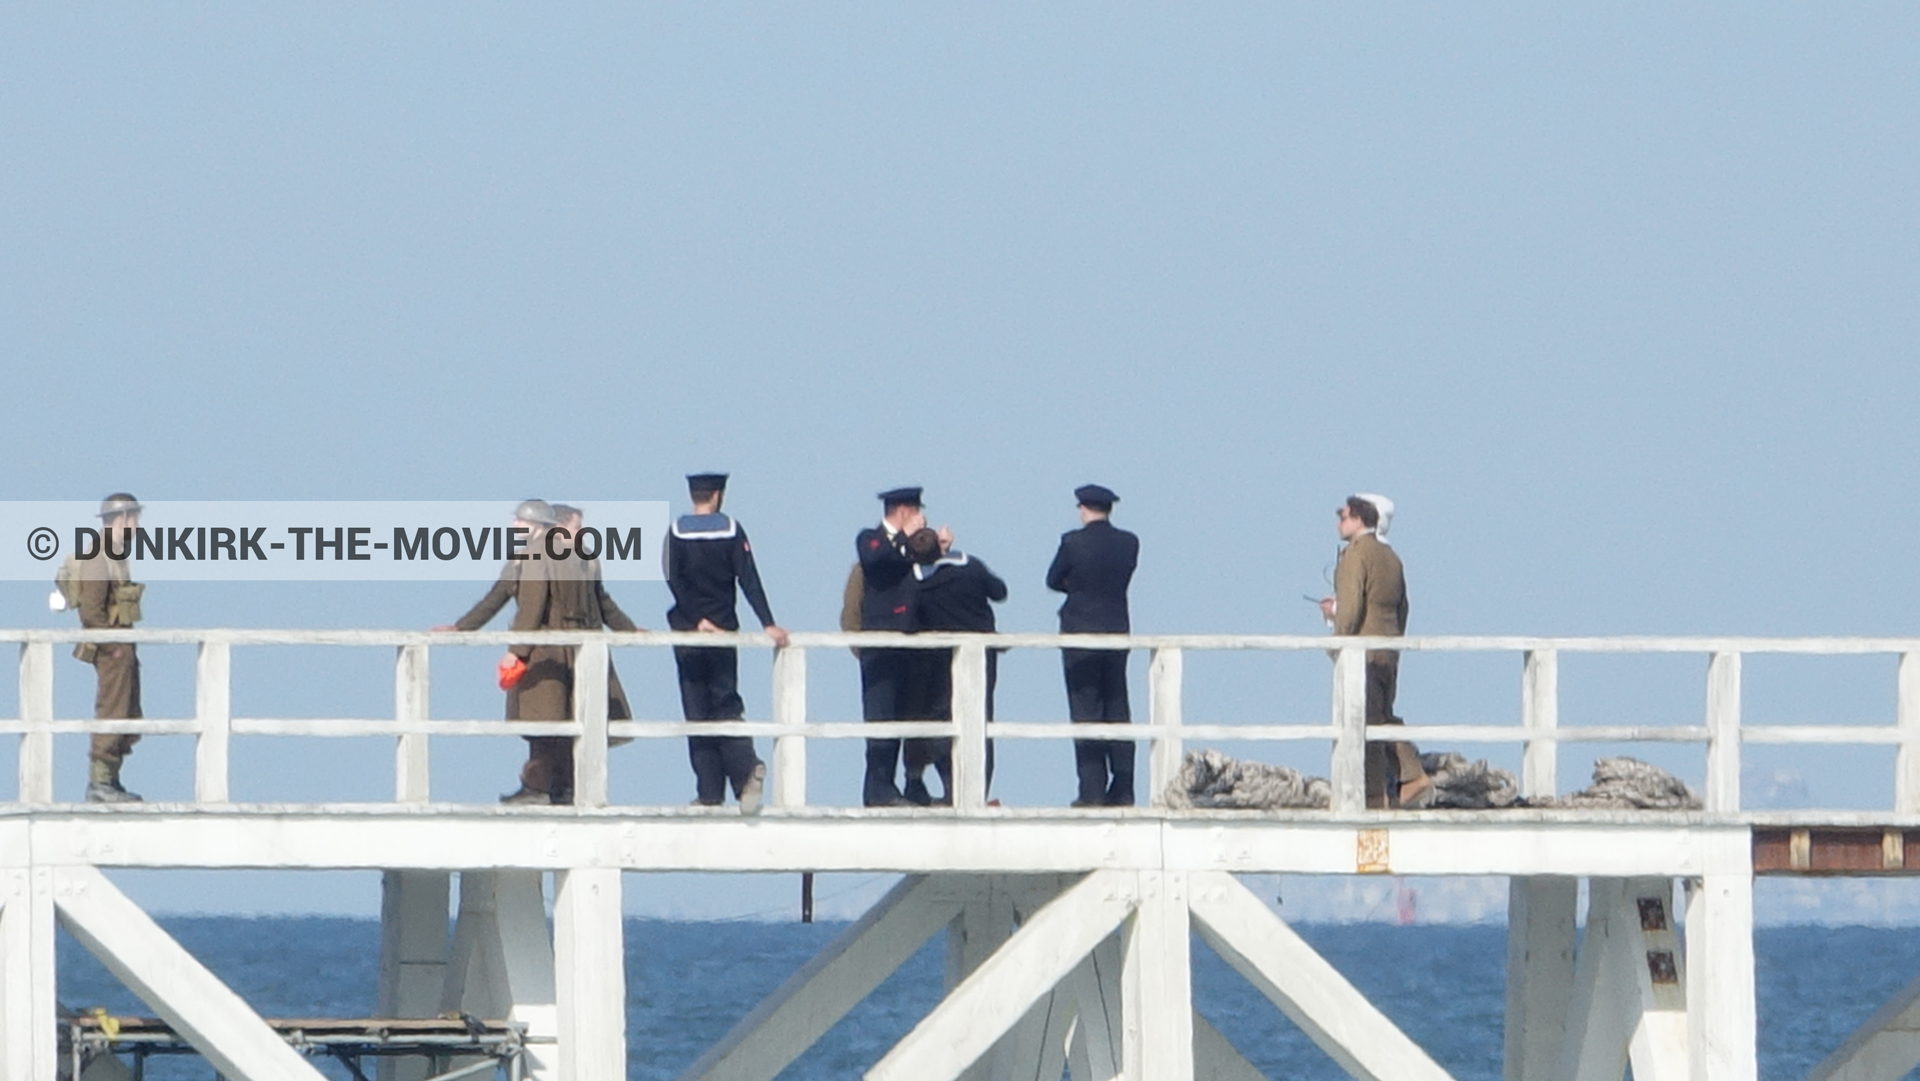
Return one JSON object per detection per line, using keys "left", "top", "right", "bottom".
{"left": 3, "top": 5, "right": 1917, "bottom": 917}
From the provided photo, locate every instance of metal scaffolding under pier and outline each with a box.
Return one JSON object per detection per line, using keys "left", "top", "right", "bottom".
{"left": 60, "top": 1015, "right": 528, "bottom": 1081}
{"left": 4, "top": 626, "right": 1920, "bottom": 1081}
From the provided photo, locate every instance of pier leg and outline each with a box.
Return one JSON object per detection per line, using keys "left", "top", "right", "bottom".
{"left": 948, "top": 879, "right": 1021, "bottom": 1081}
{"left": 1123, "top": 872, "right": 1192, "bottom": 1081}
{"left": 995, "top": 985, "right": 1075, "bottom": 1081}
{"left": 1067, "top": 937, "right": 1125, "bottom": 1081}
{"left": 1554, "top": 879, "right": 1634, "bottom": 1081}
{"left": 991, "top": 881, "right": 1089, "bottom": 1081}
{"left": 1623, "top": 879, "right": 1688, "bottom": 1081}
{"left": 947, "top": 879, "right": 1016, "bottom": 993}
{"left": 443, "top": 872, "right": 558, "bottom": 1081}
{"left": 1504, "top": 877, "right": 1577, "bottom": 1081}
{"left": 1685, "top": 873, "right": 1756, "bottom": 1081}
{"left": 1, "top": 867, "right": 56, "bottom": 1081}
{"left": 1553, "top": 878, "right": 1692, "bottom": 1081}
{"left": 555, "top": 869, "right": 625, "bottom": 1081}
{"left": 377, "top": 871, "right": 451, "bottom": 1081}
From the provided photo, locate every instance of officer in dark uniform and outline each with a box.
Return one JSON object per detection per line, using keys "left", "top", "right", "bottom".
{"left": 856, "top": 487, "right": 927, "bottom": 807}
{"left": 902, "top": 527, "right": 1008, "bottom": 803}
{"left": 666, "top": 474, "right": 789, "bottom": 811}
{"left": 1045, "top": 484, "right": 1140, "bottom": 807}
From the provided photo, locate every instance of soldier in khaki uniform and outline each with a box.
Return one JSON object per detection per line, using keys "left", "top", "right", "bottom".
{"left": 447, "top": 500, "right": 642, "bottom": 805}
{"left": 1319, "top": 493, "right": 1431, "bottom": 809}
{"left": 75, "top": 493, "right": 148, "bottom": 803}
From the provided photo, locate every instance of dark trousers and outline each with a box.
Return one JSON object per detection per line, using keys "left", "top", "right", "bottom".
{"left": 676, "top": 645, "right": 760, "bottom": 804}
{"left": 515, "top": 646, "right": 576, "bottom": 802}
{"left": 90, "top": 644, "right": 141, "bottom": 767}
{"left": 899, "top": 649, "right": 1000, "bottom": 802}
{"left": 860, "top": 648, "right": 909, "bottom": 805}
{"left": 897, "top": 649, "right": 950, "bottom": 804}
{"left": 1363, "top": 651, "right": 1425, "bottom": 808}
{"left": 521, "top": 736, "right": 573, "bottom": 801}
{"left": 1064, "top": 647, "right": 1133, "bottom": 806}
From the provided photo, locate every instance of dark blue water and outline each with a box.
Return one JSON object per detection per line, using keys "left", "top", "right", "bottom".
{"left": 54, "top": 919, "right": 1920, "bottom": 1080}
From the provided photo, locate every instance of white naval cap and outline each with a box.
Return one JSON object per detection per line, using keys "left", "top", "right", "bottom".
{"left": 1352, "top": 492, "right": 1395, "bottom": 539}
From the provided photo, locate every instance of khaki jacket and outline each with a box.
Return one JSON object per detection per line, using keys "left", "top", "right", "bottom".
{"left": 506, "top": 556, "right": 638, "bottom": 721}
{"left": 1332, "top": 533, "right": 1407, "bottom": 639}
{"left": 76, "top": 554, "right": 139, "bottom": 629}
{"left": 840, "top": 563, "right": 864, "bottom": 633}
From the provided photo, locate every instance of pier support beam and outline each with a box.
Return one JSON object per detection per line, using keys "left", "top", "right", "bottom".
{"left": 946, "top": 880, "right": 1016, "bottom": 992}
{"left": 869, "top": 870, "right": 1138, "bottom": 1081}
{"left": 555, "top": 869, "right": 625, "bottom": 1081}
{"left": 1686, "top": 873, "right": 1756, "bottom": 1081}
{"left": 1188, "top": 872, "right": 1455, "bottom": 1081}
{"left": 377, "top": 870, "right": 451, "bottom": 1081}
{"left": 51, "top": 866, "right": 327, "bottom": 1081}
{"left": 1806, "top": 970, "right": 1920, "bottom": 1081}
{"left": 1553, "top": 878, "right": 1701, "bottom": 1081}
{"left": 681, "top": 875, "right": 965, "bottom": 1081}
{"left": 1067, "top": 936, "right": 1125, "bottom": 1081}
{"left": 1, "top": 868, "right": 56, "bottom": 1081}
{"left": 1192, "top": 1013, "right": 1268, "bottom": 1081}
{"left": 1555, "top": 879, "right": 1634, "bottom": 1081}
{"left": 1124, "top": 871, "right": 1192, "bottom": 1081}
{"left": 443, "top": 871, "right": 558, "bottom": 1081}
{"left": 1505, "top": 877, "right": 1577, "bottom": 1081}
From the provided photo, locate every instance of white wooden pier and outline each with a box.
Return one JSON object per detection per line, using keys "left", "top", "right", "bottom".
{"left": 5, "top": 627, "right": 1920, "bottom": 1081}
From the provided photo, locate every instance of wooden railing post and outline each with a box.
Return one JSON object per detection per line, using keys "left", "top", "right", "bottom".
{"left": 1898, "top": 652, "right": 1920, "bottom": 813}
{"left": 1330, "top": 646, "right": 1367, "bottom": 813}
{"left": 771, "top": 646, "right": 807, "bottom": 809}
{"left": 395, "top": 644, "right": 430, "bottom": 804}
{"left": 1521, "top": 649, "right": 1559, "bottom": 799}
{"left": 17, "top": 642, "right": 53, "bottom": 804}
{"left": 572, "top": 638, "right": 610, "bottom": 808}
{"left": 1705, "top": 651, "right": 1742, "bottom": 813}
{"left": 950, "top": 643, "right": 989, "bottom": 812}
{"left": 1148, "top": 648, "right": 1184, "bottom": 809}
{"left": 194, "top": 639, "right": 232, "bottom": 803}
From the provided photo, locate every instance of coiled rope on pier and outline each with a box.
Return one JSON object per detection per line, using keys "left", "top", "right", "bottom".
{"left": 1163, "top": 750, "right": 1701, "bottom": 811}
{"left": 1534, "top": 756, "right": 1703, "bottom": 810}
{"left": 1164, "top": 749, "right": 1332, "bottom": 810}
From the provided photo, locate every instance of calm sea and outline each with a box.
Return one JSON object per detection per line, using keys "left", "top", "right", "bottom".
{"left": 54, "top": 918, "right": 1918, "bottom": 1081}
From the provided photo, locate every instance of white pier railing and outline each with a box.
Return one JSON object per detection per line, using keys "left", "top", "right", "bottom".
{"left": 4, "top": 629, "right": 1918, "bottom": 815}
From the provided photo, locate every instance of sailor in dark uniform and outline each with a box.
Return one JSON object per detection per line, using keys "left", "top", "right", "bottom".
{"left": 666, "top": 473, "right": 790, "bottom": 811}
{"left": 902, "top": 527, "right": 1008, "bottom": 803}
{"left": 856, "top": 487, "right": 927, "bottom": 807}
{"left": 1045, "top": 484, "right": 1140, "bottom": 807}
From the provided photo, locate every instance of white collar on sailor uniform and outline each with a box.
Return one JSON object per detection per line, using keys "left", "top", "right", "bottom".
{"left": 671, "top": 514, "right": 738, "bottom": 540}
{"left": 912, "top": 551, "right": 970, "bottom": 580}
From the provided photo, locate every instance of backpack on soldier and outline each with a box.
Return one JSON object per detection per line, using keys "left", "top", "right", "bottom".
{"left": 49, "top": 555, "right": 82, "bottom": 613}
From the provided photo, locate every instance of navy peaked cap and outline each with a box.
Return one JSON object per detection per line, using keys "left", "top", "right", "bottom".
{"left": 878, "top": 486, "right": 924, "bottom": 507}
{"left": 1074, "top": 484, "right": 1119, "bottom": 506}
{"left": 686, "top": 473, "right": 729, "bottom": 491}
